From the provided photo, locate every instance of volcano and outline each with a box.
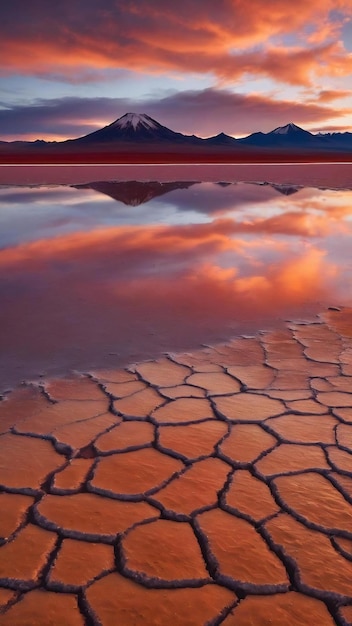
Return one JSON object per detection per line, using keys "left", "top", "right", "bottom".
{"left": 239, "top": 123, "right": 317, "bottom": 148}
{"left": 72, "top": 112, "right": 203, "bottom": 145}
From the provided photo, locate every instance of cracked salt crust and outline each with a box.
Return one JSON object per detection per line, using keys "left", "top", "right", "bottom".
{"left": 0, "top": 307, "right": 352, "bottom": 625}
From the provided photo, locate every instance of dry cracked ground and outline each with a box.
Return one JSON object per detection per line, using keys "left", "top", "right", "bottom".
{"left": 1, "top": 308, "right": 352, "bottom": 625}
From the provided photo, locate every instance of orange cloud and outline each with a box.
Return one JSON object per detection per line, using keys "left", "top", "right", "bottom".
{"left": 310, "top": 90, "right": 352, "bottom": 103}
{"left": 0, "top": 1, "right": 351, "bottom": 87}
{"left": 230, "top": 42, "right": 352, "bottom": 86}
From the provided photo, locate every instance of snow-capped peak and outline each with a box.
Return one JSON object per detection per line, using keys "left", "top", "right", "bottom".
{"left": 272, "top": 123, "right": 303, "bottom": 135}
{"left": 112, "top": 113, "right": 158, "bottom": 131}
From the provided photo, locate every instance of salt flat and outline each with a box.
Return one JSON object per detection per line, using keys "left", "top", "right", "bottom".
{"left": 0, "top": 308, "right": 352, "bottom": 625}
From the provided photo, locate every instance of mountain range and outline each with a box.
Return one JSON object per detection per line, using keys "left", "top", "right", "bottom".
{"left": 72, "top": 180, "right": 304, "bottom": 206}
{"left": 1, "top": 112, "right": 352, "bottom": 162}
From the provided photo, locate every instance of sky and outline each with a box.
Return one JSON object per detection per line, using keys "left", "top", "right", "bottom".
{"left": 0, "top": 0, "right": 352, "bottom": 141}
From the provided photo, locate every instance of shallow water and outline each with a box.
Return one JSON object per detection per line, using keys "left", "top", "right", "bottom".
{"left": 1, "top": 164, "right": 352, "bottom": 390}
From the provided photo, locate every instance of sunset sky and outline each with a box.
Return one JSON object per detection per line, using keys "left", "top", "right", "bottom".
{"left": 0, "top": 0, "right": 352, "bottom": 141}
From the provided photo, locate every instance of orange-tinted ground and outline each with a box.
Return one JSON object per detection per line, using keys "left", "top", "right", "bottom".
{"left": 0, "top": 308, "right": 352, "bottom": 625}
{"left": 0, "top": 144, "right": 352, "bottom": 164}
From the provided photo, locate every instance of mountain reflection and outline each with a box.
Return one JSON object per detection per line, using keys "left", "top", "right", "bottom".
{"left": 0, "top": 178, "right": 352, "bottom": 390}
{"left": 268, "top": 184, "right": 301, "bottom": 196}
{"left": 72, "top": 180, "right": 303, "bottom": 207}
{"left": 73, "top": 180, "right": 197, "bottom": 206}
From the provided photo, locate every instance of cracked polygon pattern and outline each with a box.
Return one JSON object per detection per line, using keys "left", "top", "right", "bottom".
{"left": 0, "top": 589, "right": 84, "bottom": 625}
{"left": 85, "top": 572, "right": 236, "bottom": 626}
{"left": 317, "top": 391, "right": 352, "bottom": 408}
{"left": 226, "top": 364, "right": 275, "bottom": 389}
{"left": 311, "top": 377, "right": 333, "bottom": 392}
{"left": 327, "top": 376, "right": 352, "bottom": 392}
{"left": 121, "top": 519, "right": 209, "bottom": 583}
{"left": 0, "top": 493, "right": 34, "bottom": 540}
{"left": 48, "top": 539, "right": 114, "bottom": 588}
{"left": 113, "top": 387, "right": 163, "bottom": 417}
{"left": 102, "top": 379, "right": 147, "bottom": 398}
{"left": 151, "top": 396, "right": 215, "bottom": 424}
{"left": 0, "top": 525, "right": 56, "bottom": 589}
{"left": 219, "top": 423, "right": 277, "bottom": 463}
{"left": 265, "top": 513, "right": 352, "bottom": 598}
{"left": 222, "top": 592, "right": 336, "bottom": 625}
{"left": 90, "top": 448, "right": 183, "bottom": 497}
{"left": 134, "top": 358, "right": 191, "bottom": 387}
{"left": 272, "top": 472, "right": 352, "bottom": 534}
{"left": 44, "top": 377, "right": 106, "bottom": 401}
{"left": 51, "top": 412, "right": 118, "bottom": 451}
{"left": 0, "top": 434, "right": 65, "bottom": 490}
{"left": 255, "top": 443, "right": 329, "bottom": 475}
{"left": 94, "top": 420, "right": 155, "bottom": 453}
{"left": 327, "top": 446, "right": 352, "bottom": 473}
{"left": 214, "top": 392, "right": 285, "bottom": 422}
{"left": 153, "top": 457, "right": 231, "bottom": 516}
{"left": 285, "top": 398, "right": 328, "bottom": 413}
{"left": 0, "top": 386, "right": 49, "bottom": 434}
{"left": 265, "top": 388, "right": 312, "bottom": 400}
{"left": 14, "top": 399, "right": 108, "bottom": 436}
{"left": 270, "top": 370, "right": 311, "bottom": 390}
{"left": 224, "top": 470, "right": 279, "bottom": 521}
{"left": 334, "top": 407, "right": 352, "bottom": 424}
{"left": 35, "top": 493, "right": 158, "bottom": 540}
{"left": 185, "top": 372, "right": 241, "bottom": 395}
{"left": 330, "top": 472, "right": 352, "bottom": 498}
{"left": 1, "top": 309, "right": 352, "bottom": 625}
{"left": 157, "top": 420, "right": 228, "bottom": 460}
{"left": 159, "top": 384, "right": 206, "bottom": 398}
{"left": 52, "top": 458, "right": 93, "bottom": 492}
{"left": 265, "top": 413, "right": 338, "bottom": 444}
{"left": 195, "top": 508, "right": 289, "bottom": 591}
{"left": 336, "top": 423, "right": 352, "bottom": 449}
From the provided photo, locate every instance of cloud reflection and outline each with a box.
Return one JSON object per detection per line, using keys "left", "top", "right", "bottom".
{"left": 0, "top": 180, "right": 351, "bottom": 391}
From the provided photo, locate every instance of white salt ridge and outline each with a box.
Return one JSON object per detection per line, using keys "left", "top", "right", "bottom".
{"left": 112, "top": 113, "right": 158, "bottom": 131}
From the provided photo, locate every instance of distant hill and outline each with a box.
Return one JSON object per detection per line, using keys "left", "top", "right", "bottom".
{"left": 239, "top": 123, "right": 316, "bottom": 147}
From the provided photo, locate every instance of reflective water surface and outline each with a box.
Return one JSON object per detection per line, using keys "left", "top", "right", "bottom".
{"left": 1, "top": 165, "right": 352, "bottom": 390}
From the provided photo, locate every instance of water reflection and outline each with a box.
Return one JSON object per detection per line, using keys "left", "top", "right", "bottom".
{"left": 0, "top": 178, "right": 352, "bottom": 390}
{"left": 74, "top": 181, "right": 196, "bottom": 206}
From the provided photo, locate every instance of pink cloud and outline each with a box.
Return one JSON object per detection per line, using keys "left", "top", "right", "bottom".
{"left": 0, "top": 1, "right": 351, "bottom": 86}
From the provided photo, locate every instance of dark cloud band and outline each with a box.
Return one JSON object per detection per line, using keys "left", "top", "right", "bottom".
{"left": 0, "top": 89, "right": 345, "bottom": 141}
